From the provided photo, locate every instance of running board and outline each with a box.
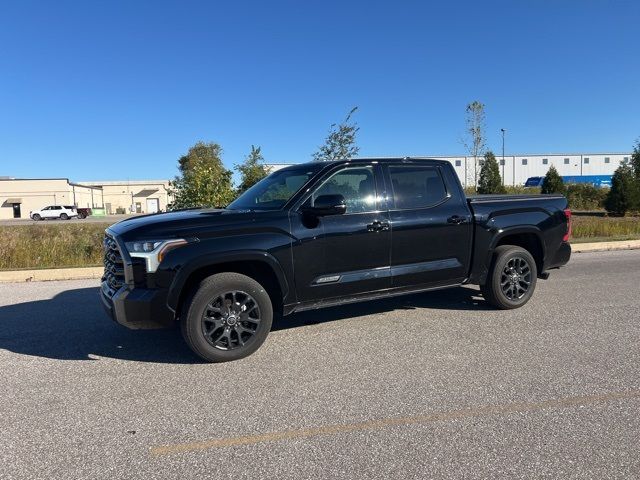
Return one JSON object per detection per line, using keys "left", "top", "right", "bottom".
{"left": 284, "top": 282, "right": 463, "bottom": 315}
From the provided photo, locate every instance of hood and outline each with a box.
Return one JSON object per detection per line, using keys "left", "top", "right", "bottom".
{"left": 107, "top": 208, "right": 282, "bottom": 241}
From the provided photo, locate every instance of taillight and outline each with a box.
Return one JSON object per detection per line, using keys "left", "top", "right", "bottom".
{"left": 563, "top": 208, "right": 572, "bottom": 242}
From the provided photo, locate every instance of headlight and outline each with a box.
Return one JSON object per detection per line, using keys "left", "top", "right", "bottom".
{"left": 126, "top": 240, "right": 164, "bottom": 253}
{"left": 125, "top": 239, "right": 188, "bottom": 273}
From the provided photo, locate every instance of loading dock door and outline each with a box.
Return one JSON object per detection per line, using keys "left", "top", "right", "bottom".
{"left": 146, "top": 198, "right": 159, "bottom": 214}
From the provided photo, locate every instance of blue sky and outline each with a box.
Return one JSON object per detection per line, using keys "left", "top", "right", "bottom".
{"left": 1, "top": 0, "right": 638, "bottom": 181}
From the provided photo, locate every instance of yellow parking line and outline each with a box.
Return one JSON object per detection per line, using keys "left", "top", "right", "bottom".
{"left": 150, "top": 389, "right": 640, "bottom": 456}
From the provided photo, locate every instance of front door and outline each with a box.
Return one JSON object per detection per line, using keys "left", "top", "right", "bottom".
{"left": 12, "top": 203, "right": 21, "bottom": 218}
{"left": 42, "top": 206, "right": 58, "bottom": 218}
{"left": 290, "top": 164, "right": 391, "bottom": 302}
{"left": 385, "top": 163, "right": 473, "bottom": 288}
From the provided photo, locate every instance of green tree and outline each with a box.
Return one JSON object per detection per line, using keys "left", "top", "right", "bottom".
{"left": 462, "top": 101, "right": 486, "bottom": 187}
{"left": 630, "top": 140, "right": 640, "bottom": 208}
{"left": 236, "top": 145, "right": 268, "bottom": 194}
{"left": 631, "top": 140, "right": 640, "bottom": 180}
{"left": 312, "top": 107, "right": 359, "bottom": 161}
{"left": 541, "top": 165, "right": 565, "bottom": 194}
{"left": 477, "top": 151, "right": 505, "bottom": 194}
{"left": 605, "top": 164, "right": 637, "bottom": 215}
{"left": 169, "top": 142, "right": 234, "bottom": 209}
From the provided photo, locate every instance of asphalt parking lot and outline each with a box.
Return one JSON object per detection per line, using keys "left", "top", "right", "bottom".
{"left": 1, "top": 250, "right": 639, "bottom": 479}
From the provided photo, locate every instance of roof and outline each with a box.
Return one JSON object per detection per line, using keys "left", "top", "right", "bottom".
{"left": 287, "top": 157, "right": 449, "bottom": 168}
{"left": 0, "top": 177, "right": 70, "bottom": 182}
{"left": 133, "top": 188, "right": 159, "bottom": 197}
{"left": 78, "top": 180, "right": 170, "bottom": 186}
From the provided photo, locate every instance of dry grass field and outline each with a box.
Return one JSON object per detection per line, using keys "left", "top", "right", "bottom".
{"left": 0, "top": 216, "right": 639, "bottom": 270}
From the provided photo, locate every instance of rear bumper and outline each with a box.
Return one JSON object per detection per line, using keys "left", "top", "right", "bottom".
{"left": 100, "top": 281, "right": 174, "bottom": 330}
{"left": 545, "top": 241, "right": 572, "bottom": 270}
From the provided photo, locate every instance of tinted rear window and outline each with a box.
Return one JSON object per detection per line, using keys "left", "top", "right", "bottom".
{"left": 389, "top": 165, "right": 447, "bottom": 209}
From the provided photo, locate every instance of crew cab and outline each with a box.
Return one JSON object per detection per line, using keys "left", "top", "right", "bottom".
{"left": 101, "top": 158, "right": 571, "bottom": 362}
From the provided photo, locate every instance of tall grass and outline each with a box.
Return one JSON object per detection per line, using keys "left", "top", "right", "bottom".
{"left": 0, "top": 224, "right": 109, "bottom": 270}
{"left": 0, "top": 216, "right": 639, "bottom": 270}
{"left": 572, "top": 216, "right": 640, "bottom": 242}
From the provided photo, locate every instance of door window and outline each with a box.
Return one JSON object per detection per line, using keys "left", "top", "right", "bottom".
{"left": 389, "top": 165, "right": 447, "bottom": 210}
{"left": 311, "top": 167, "right": 377, "bottom": 214}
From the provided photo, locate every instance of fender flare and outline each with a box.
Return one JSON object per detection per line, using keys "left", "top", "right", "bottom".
{"left": 166, "top": 250, "right": 290, "bottom": 312}
{"left": 480, "top": 226, "right": 546, "bottom": 282}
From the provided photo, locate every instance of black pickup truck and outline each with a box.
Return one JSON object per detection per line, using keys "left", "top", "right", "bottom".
{"left": 101, "top": 158, "right": 571, "bottom": 362}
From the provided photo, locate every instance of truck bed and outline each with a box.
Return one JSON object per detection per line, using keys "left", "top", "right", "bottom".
{"left": 467, "top": 194, "right": 565, "bottom": 203}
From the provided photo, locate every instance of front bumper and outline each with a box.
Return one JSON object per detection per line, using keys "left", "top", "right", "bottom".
{"left": 100, "top": 281, "right": 174, "bottom": 330}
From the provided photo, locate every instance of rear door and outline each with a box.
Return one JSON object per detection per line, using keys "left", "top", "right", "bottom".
{"left": 384, "top": 162, "right": 473, "bottom": 288}
{"left": 290, "top": 163, "right": 391, "bottom": 302}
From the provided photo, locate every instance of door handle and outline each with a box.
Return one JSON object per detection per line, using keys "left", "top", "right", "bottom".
{"left": 367, "top": 221, "right": 390, "bottom": 232}
{"left": 447, "top": 215, "right": 467, "bottom": 224}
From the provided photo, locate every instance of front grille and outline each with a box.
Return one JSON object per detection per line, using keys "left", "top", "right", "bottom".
{"left": 102, "top": 234, "right": 125, "bottom": 297}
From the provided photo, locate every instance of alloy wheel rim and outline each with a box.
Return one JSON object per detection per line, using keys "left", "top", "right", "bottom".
{"left": 201, "top": 290, "right": 261, "bottom": 350}
{"left": 500, "top": 256, "right": 532, "bottom": 300}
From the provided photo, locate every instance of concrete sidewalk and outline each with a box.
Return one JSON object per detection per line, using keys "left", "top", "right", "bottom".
{"left": 1, "top": 239, "right": 639, "bottom": 283}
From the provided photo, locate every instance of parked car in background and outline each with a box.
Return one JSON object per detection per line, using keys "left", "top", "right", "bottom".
{"left": 30, "top": 205, "right": 79, "bottom": 220}
{"left": 73, "top": 207, "right": 92, "bottom": 219}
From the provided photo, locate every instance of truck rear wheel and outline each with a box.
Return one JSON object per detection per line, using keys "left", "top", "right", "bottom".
{"left": 181, "top": 272, "right": 273, "bottom": 362}
{"left": 481, "top": 245, "right": 537, "bottom": 309}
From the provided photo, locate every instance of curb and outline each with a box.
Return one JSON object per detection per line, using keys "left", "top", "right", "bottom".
{"left": 0, "top": 267, "right": 102, "bottom": 283}
{"left": 571, "top": 239, "right": 640, "bottom": 253}
{"left": 1, "top": 239, "right": 639, "bottom": 283}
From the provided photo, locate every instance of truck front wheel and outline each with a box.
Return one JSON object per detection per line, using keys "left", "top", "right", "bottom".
{"left": 181, "top": 272, "right": 273, "bottom": 362}
{"left": 481, "top": 245, "right": 537, "bottom": 309}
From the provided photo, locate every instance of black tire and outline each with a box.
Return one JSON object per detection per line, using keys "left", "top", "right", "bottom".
{"left": 481, "top": 245, "right": 537, "bottom": 310}
{"left": 32, "top": 214, "right": 41, "bottom": 221}
{"left": 181, "top": 272, "right": 273, "bottom": 362}
{"left": 60, "top": 213, "right": 69, "bottom": 220}
{"left": 78, "top": 213, "right": 86, "bottom": 219}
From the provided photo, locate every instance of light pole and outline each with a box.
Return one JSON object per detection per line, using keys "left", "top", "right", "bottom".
{"left": 501, "top": 128, "right": 506, "bottom": 185}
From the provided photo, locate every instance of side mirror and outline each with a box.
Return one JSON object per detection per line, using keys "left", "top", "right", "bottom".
{"left": 302, "top": 194, "right": 347, "bottom": 216}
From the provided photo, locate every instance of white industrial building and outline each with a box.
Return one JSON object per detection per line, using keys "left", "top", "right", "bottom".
{"left": 268, "top": 152, "right": 632, "bottom": 187}
{"left": 428, "top": 152, "right": 631, "bottom": 187}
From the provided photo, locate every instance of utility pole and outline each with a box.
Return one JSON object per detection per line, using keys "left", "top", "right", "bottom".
{"left": 501, "top": 128, "right": 506, "bottom": 185}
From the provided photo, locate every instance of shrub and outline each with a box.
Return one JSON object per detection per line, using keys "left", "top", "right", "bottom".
{"left": 565, "top": 184, "right": 608, "bottom": 211}
{"left": 604, "top": 165, "right": 637, "bottom": 215}
{"left": 477, "top": 151, "right": 506, "bottom": 194}
{"left": 541, "top": 165, "right": 565, "bottom": 194}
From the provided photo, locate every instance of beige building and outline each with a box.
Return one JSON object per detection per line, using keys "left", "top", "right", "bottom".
{"left": 0, "top": 177, "right": 173, "bottom": 219}
{"left": 0, "top": 178, "right": 102, "bottom": 219}
{"left": 79, "top": 180, "right": 172, "bottom": 215}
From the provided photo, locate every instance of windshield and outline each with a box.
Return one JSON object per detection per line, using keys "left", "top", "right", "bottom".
{"left": 227, "top": 164, "right": 323, "bottom": 210}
